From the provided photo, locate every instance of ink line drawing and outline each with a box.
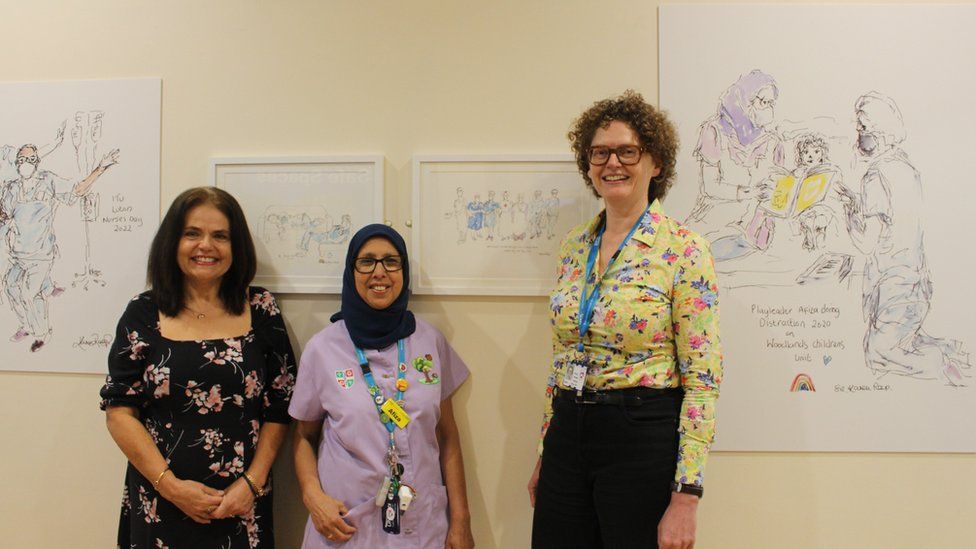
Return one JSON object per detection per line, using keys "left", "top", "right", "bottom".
{"left": 445, "top": 187, "right": 561, "bottom": 244}
{"left": 660, "top": 4, "right": 976, "bottom": 453}
{"left": 212, "top": 155, "right": 383, "bottom": 295}
{"left": 1, "top": 137, "right": 119, "bottom": 352}
{"left": 841, "top": 92, "right": 970, "bottom": 386}
{"left": 258, "top": 206, "right": 351, "bottom": 263}
{"left": 683, "top": 70, "right": 971, "bottom": 386}
{"left": 71, "top": 110, "right": 108, "bottom": 290}
{"left": 0, "top": 78, "right": 158, "bottom": 372}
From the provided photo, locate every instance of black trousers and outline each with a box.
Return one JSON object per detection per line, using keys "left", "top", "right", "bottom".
{"left": 532, "top": 388, "right": 682, "bottom": 549}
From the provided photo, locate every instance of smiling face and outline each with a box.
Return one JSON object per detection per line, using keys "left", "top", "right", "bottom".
{"left": 587, "top": 120, "right": 661, "bottom": 210}
{"left": 177, "top": 203, "right": 232, "bottom": 287}
{"left": 354, "top": 236, "right": 404, "bottom": 310}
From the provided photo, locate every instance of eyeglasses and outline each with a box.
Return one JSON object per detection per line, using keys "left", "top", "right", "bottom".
{"left": 15, "top": 155, "right": 39, "bottom": 165}
{"left": 354, "top": 255, "right": 404, "bottom": 274}
{"left": 587, "top": 145, "right": 643, "bottom": 166}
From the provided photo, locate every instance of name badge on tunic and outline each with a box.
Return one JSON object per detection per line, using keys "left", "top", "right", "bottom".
{"left": 381, "top": 398, "right": 411, "bottom": 429}
{"left": 564, "top": 362, "right": 586, "bottom": 392}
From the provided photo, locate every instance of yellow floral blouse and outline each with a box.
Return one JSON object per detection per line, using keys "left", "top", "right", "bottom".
{"left": 540, "top": 199, "right": 723, "bottom": 487}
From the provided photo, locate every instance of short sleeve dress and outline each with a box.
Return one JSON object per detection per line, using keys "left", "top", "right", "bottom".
{"left": 288, "top": 318, "right": 469, "bottom": 548}
{"left": 99, "top": 287, "right": 297, "bottom": 548}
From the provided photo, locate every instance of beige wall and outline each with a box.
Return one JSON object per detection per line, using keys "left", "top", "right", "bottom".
{"left": 0, "top": 1, "right": 972, "bottom": 547}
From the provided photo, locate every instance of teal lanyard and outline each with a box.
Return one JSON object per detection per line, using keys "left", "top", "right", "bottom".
{"left": 355, "top": 339, "right": 406, "bottom": 436}
{"left": 577, "top": 205, "right": 650, "bottom": 353}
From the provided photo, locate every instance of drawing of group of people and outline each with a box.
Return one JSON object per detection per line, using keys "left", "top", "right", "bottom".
{"left": 685, "top": 69, "right": 970, "bottom": 386}
{"left": 0, "top": 116, "right": 119, "bottom": 352}
{"left": 260, "top": 208, "right": 352, "bottom": 263}
{"left": 447, "top": 187, "right": 560, "bottom": 244}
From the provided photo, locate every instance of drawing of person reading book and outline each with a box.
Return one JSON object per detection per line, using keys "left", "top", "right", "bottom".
{"left": 711, "top": 133, "right": 847, "bottom": 261}
{"left": 686, "top": 70, "right": 785, "bottom": 237}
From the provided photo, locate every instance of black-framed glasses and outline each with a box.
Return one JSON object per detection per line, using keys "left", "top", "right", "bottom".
{"left": 354, "top": 255, "right": 404, "bottom": 274}
{"left": 587, "top": 145, "right": 643, "bottom": 166}
{"left": 15, "top": 155, "right": 39, "bottom": 165}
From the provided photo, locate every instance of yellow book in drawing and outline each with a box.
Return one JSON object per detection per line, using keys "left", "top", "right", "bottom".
{"left": 761, "top": 169, "right": 834, "bottom": 218}
{"left": 794, "top": 172, "right": 831, "bottom": 214}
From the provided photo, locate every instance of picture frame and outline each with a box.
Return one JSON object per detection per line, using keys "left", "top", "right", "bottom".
{"left": 210, "top": 155, "right": 384, "bottom": 293}
{"left": 411, "top": 154, "right": 601, "bottom": 295}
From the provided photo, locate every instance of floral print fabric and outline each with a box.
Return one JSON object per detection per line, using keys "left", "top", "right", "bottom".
{"left": 541, "top": 200, "right": 723, "bottom": 487}
{"left": 99, "top": 287, "right": 296, "bottom": 548}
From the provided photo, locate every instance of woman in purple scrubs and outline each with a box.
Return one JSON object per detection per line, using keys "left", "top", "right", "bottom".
{"left": 290, "top": 224, "right": 474, "bottom": 548}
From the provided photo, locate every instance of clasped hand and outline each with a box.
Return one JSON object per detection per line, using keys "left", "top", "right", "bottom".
{"left": 158, "top": 475, "right": 257, "bottom": 523}
{"left": 157, "top": 475, "right": 226, "bottom": 524}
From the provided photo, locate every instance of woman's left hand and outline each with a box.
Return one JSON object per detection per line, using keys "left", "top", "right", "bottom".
{"left": 210, "top": 477, "right": 255, "bottom": 519}
{"left": 445, "top": 517, "right": 475, "bottom": 549}
{"left": 657, "top": 492, "right": 698, "bottom": 549}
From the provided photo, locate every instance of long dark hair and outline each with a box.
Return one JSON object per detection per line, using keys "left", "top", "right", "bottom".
{"left": 147, "top": 187, "right": 257, "bottom": 316}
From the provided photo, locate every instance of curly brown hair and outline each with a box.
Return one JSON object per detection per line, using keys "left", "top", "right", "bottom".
{"left": 568, "top": 90, "right": 679, "bottom": 203}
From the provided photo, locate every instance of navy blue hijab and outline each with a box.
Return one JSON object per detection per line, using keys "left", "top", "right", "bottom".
{"left": 330, "top": 224, "right": 416, "bottom": 350}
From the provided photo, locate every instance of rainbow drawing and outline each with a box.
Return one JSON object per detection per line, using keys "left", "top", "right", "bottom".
{"left": 790, "top": 373, "right": 816, "bottom": 392}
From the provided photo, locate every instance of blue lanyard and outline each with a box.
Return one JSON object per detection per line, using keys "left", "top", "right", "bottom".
{"left": 355, "top": 339, "right": 406, "bottom": 435}
{"left": 577, "top": 206, "right": 650, "bottom": 353}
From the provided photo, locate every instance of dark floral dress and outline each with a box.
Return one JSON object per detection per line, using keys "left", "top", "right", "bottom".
{"left": 99, "top": 287, "right": 296, "bottom": 548}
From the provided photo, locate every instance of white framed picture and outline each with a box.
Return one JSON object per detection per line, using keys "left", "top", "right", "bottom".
{"left": 411, "top": 154, "right": 601, "bottom": 295}
{"left": 210, "top": 156, "right": 384, "bottom": 294}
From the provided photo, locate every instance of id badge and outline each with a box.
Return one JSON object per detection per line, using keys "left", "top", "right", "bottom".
{"left": 564, "top": 362, "right": 586, "bottom": 392}
{"left": 380, "top": 398, "right": 411, "bottom": 429}
{"left": 382, "top": 490, "right": 401, "bottom": 534}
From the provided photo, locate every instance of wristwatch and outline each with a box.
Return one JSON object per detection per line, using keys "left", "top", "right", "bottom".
{"left": 671, "top": 481, "right": 704, "bottom": 498}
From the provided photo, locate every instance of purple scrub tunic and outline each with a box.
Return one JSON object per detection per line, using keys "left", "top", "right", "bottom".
{"left": 289, "top": 318, "right": 469, "bottom": 548}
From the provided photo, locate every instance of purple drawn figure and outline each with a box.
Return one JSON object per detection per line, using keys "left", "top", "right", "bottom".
{"left": 842, "top": 92, "right": 969, "bottom": 385}
{"left": 687, "top": 70, "right": 785, "bottom": 237}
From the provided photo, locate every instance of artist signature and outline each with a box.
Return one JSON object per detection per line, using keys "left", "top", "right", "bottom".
{"left": 72, "top": 333, "right": 114, "bottom": 350}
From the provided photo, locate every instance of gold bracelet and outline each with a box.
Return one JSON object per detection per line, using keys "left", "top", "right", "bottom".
{"left": 242, "top": 472, "right": 265, "bottom": 497}
{"left": 152, "top": 467, "right": 170, "bottom": 489}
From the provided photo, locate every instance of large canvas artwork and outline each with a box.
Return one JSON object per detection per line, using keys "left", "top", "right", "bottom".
{"left": 661, "top": 5, "right": 976, "bottom": 451}
{"left": 0, "top": 78, "right": 160, "bottom": 373}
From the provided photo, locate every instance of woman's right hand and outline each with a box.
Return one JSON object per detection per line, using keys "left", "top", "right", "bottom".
{"left": 305, "top": 489, "right": 357, "bottom": 543}
{"left": 527, "top": 457, "right": 542, "bottom": 508}
{"left": 157, "top": 474, "right": 225, "bottom": 524}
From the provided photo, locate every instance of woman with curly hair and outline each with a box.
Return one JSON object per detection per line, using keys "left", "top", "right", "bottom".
{"left": 528, "top": 91, "right": 723, "bottom": 549}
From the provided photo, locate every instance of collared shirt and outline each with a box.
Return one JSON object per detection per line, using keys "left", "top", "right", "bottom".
{"left": 540, "top": 199, "right": 723, "bottom": 487}
{"left": 289, "top": 318, "right": 469, "bottom": 548}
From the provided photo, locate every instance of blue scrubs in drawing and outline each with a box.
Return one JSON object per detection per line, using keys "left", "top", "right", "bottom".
{"left": 2, "top": 163, "right": 77, "bottom": 348}
{"left": 0, "top": 146, "right": 19, "bottom": 282}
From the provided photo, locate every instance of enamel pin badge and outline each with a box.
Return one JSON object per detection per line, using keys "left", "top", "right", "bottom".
{"left": 335, "top": 368, "right": 355, "bottom": 389}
